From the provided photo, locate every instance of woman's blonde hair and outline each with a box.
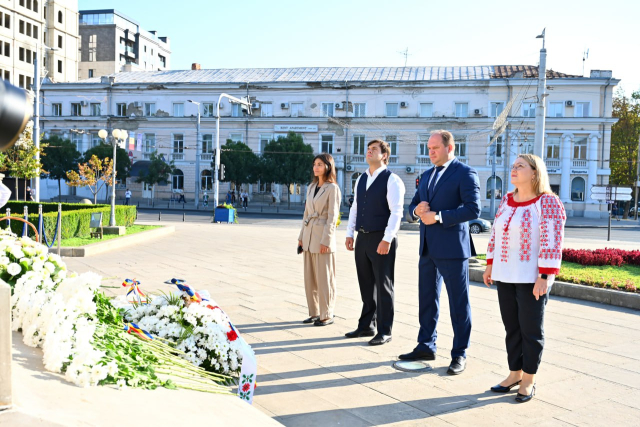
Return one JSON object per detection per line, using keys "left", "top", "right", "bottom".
{"left": 514, "top": 154, "right": 553, "bottom": 196}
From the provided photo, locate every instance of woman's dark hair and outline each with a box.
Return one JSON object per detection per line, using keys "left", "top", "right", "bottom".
{"left": 312, "top": 153, "right": 337, "bottom": 185}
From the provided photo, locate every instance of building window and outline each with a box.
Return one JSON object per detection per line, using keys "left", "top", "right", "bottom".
{"left": 144, "top": 134, "right": 156, "bottom": 152}
{"left": 90, "top": 103, "right": 101, "bottom": 116}
{"left": 4, "top": 14, "right": 10, "bottom": 29}
{"left": 19, "top": 19, "right": 24, "bottom": 34}
{"left": 353, "top": 103, "right": 366, "bottom": 117}
{"left": 116, "top": 103, "right": 126, "bottom": 116}
{"left": 52, "top": 103, "right": 62, "bottom": 116}
{"left": 33, "top": 24, "right": 38, "bottom": 39}
{"left": 173, "top": 103, "right": 184, "bottom": 117}
{"left": 3, "top": 71, "right": 9, "bottom": 80}
{"left": 385, "top": 135, "right": 398, "bottom": 157}
{"left": 144, "top": 103, "right": 156, "bottom": 116}
{"left": 88, "top": 34, "right": 97, "bottom": 61}
{"left": 353, "top": 135, "right": 365, "bottom": 155}
{"left": 291, "top": 102, "right": 304, "bottom": 117}
{"left": 3, "top": 42, "right": 9, "bottom": 57}
{"left": 91, "top": 132, "right": 101, "bottom": 148}
{"left": 490, "top": 102, "right": 505, "bottom": 118}
{"left": 71, "top": 103, "right": 81, "bottom": 116}
{"left": 419, "top": 134, "right": 429, "bottom": 156}
{"left": 545, "top": 136, "right": 561, "bottom": 159}
{"left": 26, "top": 22, "right": 31, "bottom": 37}
{"left": 202, "top": 134, "right": 213, "bottom": 153}
{"left": 229, "top": 133, "right": 243, "bottom": 143}
{"left": 58, "top": 10, "right": 63, "bottom": 24}
{"left": 321, "top": 134, "right": 333, "bottom": 153}
{"left": 321, "top": 103, "right": 334, "bottom": 117}
{"left": 18, "top": 75, "right": 24, "bottom": 88}
{"left": 575, "top": 102, "right": 590, "bottom": 118}
{"left": 173, "top": 134, "right": 184, "bottom": 153}
{"left": 33, "top": 0, "right": 38, "bottom": 12}
{"left": 19, "top": 47, "right": 24, "bottom": 62}
{"left": 57, "top": 60, "right": 62, "bottom": 73}
{"left": 201, "top": 170, "right": 212, "bottom": 190}
{"left": 523, "top": 102, "right": 536, "bottom": 117}
{"left": 231, "top": 103, "right": 244, "bottom": 117}
{"left": 260, "top": 103, "right": 273, "bottom": 117}
{"left": 172, "top": 169, "right": 184, "bottom": 190}
{"left": 487, "top": 176, "right": 503, "bottom": 199}
{"left": 571, "top": 177, "right": 585, "bottom": 201}
{"left": 158, "top": 55, "right": 166, "bottom": 68}
{"left": 455, "top": 102, "right": 468, "bottom": 118}
{"left": 489, "top": 136, "right": 503, "bottom": 158}
{"left": 351, "top": 172, "right": 362, "bottom": 193}
{"left": 385, "top": 103, "right": 399, "bottom": 117}
{"left": 454, "top": 135, "right": 467, "bottom": 158}
{"left": 202, "top": 102, "right": 215, "bottom": 117}
{"left": 88, "top": 69, "right": 94, "bottom": 77}
{"left": 258, "top": 134, "right": 273, "bottom": 152}
{"left": 57, "top": 35, "right": 63, "bottom": 48}
{"left": 419, "top": 103, "right": 433, "bottom": 118}
{"left": 71, "top": 133, "right": 82, "bottom": 152}
{"left": 573, "top": 137, "right": 587, "bottom": 160}
{"left": 548, "top": 102, "right": 563, "bottom": 117}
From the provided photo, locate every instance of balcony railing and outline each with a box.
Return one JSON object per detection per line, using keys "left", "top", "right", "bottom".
{"left": 545, "top": 159, "right": 561, "bottom": 168}
{"left": 572, "top": 159, "right": 587, "bottom": 168}
{"left": 487, "top": 157, "right": 504, "bottom": 166}
{"left": 389, "top": 156, "right": 398, "bottom": 164}
{"left": 200, "top": 153, "right": 213, "bottom": 161}
{"left": 171, "top": 153, "right": 184, "bottom": 161}
{"left": 417, "top": 155, "right": 431, "bottom": 165}
{"left": 347, "top": 154, "right": 366, "bottom": 163}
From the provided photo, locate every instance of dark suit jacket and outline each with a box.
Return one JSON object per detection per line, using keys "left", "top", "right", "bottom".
{"left": 408, "top": 158, "right": 481, "bottom": 259}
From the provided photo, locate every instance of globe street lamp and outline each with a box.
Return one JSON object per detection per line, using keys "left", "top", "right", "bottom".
{"left": 98, "top": 128, "right": 123, "bottom": 227}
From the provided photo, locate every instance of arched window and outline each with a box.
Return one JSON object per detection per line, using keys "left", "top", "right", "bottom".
{"left": 201, "top": 170, "right": 212, "bottom": 190}
{"left": 58, "top": 10, "right": 63, "bottom": 23}
{"left": 172, "top": 169, "right": 184, "bottom": 190}
{"left": 351, "top": 172, "right": 362, "bottom": 194}
{"left": 571, "top": 177, "right": 585, "bottom": 201}
{"left": 486, "top": 176, "right": 502, "bottom": 199}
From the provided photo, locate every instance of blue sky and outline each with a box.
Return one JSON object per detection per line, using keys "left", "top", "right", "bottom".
{"left": 79, "top": 0, "right": 639, "bottom": 94}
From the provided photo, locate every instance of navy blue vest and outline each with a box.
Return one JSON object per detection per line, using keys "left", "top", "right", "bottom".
{"left": 355, "top": 169, "right": 392, "bottom": 232}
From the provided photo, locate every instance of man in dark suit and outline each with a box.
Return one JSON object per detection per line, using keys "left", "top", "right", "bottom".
{"left": 400, "top": 130, "right": 481, "bottom": 375}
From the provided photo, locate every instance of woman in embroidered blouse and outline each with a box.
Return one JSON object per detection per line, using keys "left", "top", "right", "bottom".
{"left": 483, "top": 154, "right": 566, "bottom": 403}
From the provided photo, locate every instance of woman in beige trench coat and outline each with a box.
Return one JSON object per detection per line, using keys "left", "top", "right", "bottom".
{"left": 298, "top": 153, "right": 341, "bottom": 326}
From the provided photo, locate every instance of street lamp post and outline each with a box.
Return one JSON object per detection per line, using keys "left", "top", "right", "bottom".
{"left": 214, "top": 94, "right": 252, "bottom": 209}
{"left": 187, "top": 100, "right": 201, "bottom": 209}
{"left": 99, "top": 128, "right": 123, "bottom": 227}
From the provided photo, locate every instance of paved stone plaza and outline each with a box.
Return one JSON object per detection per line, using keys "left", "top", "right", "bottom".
{"left": 8, "top": 219, "right": 639, "bottom": 426}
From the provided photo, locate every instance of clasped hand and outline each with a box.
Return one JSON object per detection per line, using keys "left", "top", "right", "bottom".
{"left": 416, "top": 202, "right": 437, "bottom": 225}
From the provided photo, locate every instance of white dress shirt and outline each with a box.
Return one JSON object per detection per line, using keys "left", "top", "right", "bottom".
{"left": 414, "top": 157, "right": 455, "bottom": 223}
{"left": 346, "top": 165, "right": 406, "bottom": 243}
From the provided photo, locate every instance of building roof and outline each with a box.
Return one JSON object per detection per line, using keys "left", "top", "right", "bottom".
{"left": 74, "top": 65, "right": 583, "bottom": 85}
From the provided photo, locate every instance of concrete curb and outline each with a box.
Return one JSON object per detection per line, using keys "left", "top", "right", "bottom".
{"left": 59, "top": 226, "right": 175, "bottom": 257}
{"left": 469, "top": 266, "right": 640, "bottom": 310}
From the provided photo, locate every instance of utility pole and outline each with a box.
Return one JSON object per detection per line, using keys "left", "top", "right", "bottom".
{"left": 188, "top": 100, "right": 201, "bottom": 209}
{"left": 33, "top": 51, "right": 40, "bottom": 202}
{"left": 635, "top": 135, "right": 640, "bottom": 220}
{"left": 534, "top": 29, "right": 547, "bottom": 158}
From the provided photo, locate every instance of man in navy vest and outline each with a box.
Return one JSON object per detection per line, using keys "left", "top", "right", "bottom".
{"left": 345, "top": 139, "right": 405, "bottom": 345}
{"left": 401, "top": 130, "right": 481, "bottom": 375}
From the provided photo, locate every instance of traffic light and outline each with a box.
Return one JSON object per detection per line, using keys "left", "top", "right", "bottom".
{"left": 415, "top": 176, "right": 420, "bottom": 189}
{"left": 219, "top": 164, "right": 225, "bottom": 181}
{"left": 241, "top": 96, "right": 252, "bottom": 116}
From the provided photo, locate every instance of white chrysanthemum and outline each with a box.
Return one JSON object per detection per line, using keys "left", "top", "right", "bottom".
{"left": 7, "top": 262, "right": 21, "bottom": 276}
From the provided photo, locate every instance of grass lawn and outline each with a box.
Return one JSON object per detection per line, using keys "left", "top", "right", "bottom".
{"left": 474, "top": 254, "right": 640, "bottom": 292}
{"left": 59, "top": 225, "right": 161, "bottom": 247}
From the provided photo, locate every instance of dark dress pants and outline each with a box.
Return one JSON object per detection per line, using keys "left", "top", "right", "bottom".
{"left": 354, "top": 231, "right": 396, "bottom": 335}
{"left": 496, "top": 281, "right": 548, "bottom": 374}
{"left": 417, "top": 255, "right": 471, "bottom": 358}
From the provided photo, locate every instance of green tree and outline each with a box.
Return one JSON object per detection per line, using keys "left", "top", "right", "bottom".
{"left": 219, "top": 139, "right": 260, "bottom": 191}
{"left": 66, "top": 155, "right": 113, "bottom": 204}
{"left": 1, "top": 121, "right": 44, "bottom": 200}
{"left": 610, "top": 89, "right": 640, "bottom": 217}
{"left": 261, "top": 132, "right": 314, "bottom": 208}
{"left": 41, "top": 136, "right": 81, "bottom": 202}
{"left": 84, "top": 142, "right": 131, "bottom": 201}
{"left": 135, "top": 152, "right": 173, "bottom": 202}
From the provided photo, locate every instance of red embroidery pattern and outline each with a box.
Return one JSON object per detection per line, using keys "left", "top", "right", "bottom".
{"left": 487, "top": 196, "right": 508, "bottom": 258}
{"left": 519, "top": 209, "right": 532, "bottom": 262}
{"left": 539, "top": 195, "right": 565, "bottom": 261}
{"left": 500, "top": 207, "right": 515, "bottom": 263}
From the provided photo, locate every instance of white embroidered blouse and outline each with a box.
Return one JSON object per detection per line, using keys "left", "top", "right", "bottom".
{"left": 487, "top": 192, "right": 567, "bottom": 284}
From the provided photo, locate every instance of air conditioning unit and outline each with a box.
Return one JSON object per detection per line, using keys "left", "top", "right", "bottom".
{"left": 281, "top": 102, "right": 289, "bottom": 109}
{"left": 335, "top": 103, "right": 343, "bottom": 109}
{"left": 406, "top": 166, "right": 415, "bottom": 174}
{"left": 251, "top": 102, "right": 260, "bottom": 109}
{"left": 474, "top": 108, "right": 481, "bottom": 115}
{"left": 565, "top": 100, "right": 574, "bottom": 107}
{"left": 400, "top": 101, "right": 408, "bottom": 108}
{"left": 81, "top": 101, "right": 89, "bottom": 107}
{"left": 346, "top": 164, "right": 355, "bottom": 172}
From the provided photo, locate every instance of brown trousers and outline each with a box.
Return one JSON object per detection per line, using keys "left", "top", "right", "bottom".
{"left": 303, "top": 251, "right": 336, "bottom": 320}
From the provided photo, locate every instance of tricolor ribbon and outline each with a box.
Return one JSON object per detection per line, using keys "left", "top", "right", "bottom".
{"left": 122, "top": 278, "right": 148, "bottom": 304}
{"left": 170, "top": 278, "right": 208, "bottom": 303}
{"left": 123, "top": 322, "right": 154, "bottom": 340}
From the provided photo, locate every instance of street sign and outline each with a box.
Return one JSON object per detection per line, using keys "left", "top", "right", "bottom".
{"left": 590, "top": 186, "right": 633, "bottom": 201}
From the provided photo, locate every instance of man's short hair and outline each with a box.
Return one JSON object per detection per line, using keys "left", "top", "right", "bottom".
{"left": 430, "top": 130, "right": 455, "bottom": 147}
{"left": 367, "top": 139, "right": 391, "bottom": 165}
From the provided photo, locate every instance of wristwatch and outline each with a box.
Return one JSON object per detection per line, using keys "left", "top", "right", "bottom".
{"left": 539, "top": 274, "right": 548, "bottom": 280}
{"left": 434, "top": 213, "right": 441, "bottom": 222}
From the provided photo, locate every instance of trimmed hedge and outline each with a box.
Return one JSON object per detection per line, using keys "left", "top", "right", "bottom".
{"left": 562, "top": 248, "right": 640, "bottom": 267}
{"left": 2, "top": 201, "right": 136, "bottom": 241}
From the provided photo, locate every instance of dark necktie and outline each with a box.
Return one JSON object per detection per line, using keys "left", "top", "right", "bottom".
{"left": 428, "top": 166, "right": 445, "bottom": 199}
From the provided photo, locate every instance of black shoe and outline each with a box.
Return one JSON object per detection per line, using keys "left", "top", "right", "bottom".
{"left": 303, "top": 316, "right": 319, "bottom": 324}
{"left": 314, "top": 318, "right": 334, "bottom": 326}
{"left": 345, "top": 328, "right": 376, "bottom": 338}
{"left": 398, "top": 349, "right": 436, "bottom": 361}
{"left": 369, "top": 334, "right": 392, "bottom": 346}
{"left": 515, "top": 384, "right": 536, "bottom": 403}
{"left": 490, "top": 380, "right": 521, "bottom": 393}
{"left": 447, "top": 356, "right": 466, "bottom": 375}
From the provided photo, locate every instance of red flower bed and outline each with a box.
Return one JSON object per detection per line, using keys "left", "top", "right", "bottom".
{"left": 562, "top": 248, "right": 640, "bottom": 267}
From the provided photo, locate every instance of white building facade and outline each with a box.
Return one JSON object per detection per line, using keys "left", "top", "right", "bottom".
{"left": 39, "top": 66, "right": 619, "bottom": 218}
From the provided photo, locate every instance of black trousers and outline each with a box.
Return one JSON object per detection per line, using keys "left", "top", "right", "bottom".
{"left": 496, "top": 281, "right": 549, "bottom": 374}
{"left": 354, "top": 231, "right": 397, "bottom": 335}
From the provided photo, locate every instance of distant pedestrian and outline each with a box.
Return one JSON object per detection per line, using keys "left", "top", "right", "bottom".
{"left": 226, "top": 190, "right": 232, "bottom": 204}
{"left": 241, "top": 190, "right": 249, "bottom": 210}
{"left": 177, "top": 188, "right": 186, "bottom": 203}
{"left": 26, "top": 186, "right": 34, "bottom": 201}
{"left": 231, "top": 190, "right": 236, "bottom": 206}
{"left": 125, "top": 189, "right": 131, "bottom": 205}
{"left": 270, "top": 190, "right": 278, "bottom": 206}
{"left": 203, "top": 191, "right": 209, "bottom": 207}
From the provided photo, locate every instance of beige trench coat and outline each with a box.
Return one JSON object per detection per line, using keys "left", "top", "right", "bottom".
{"left": 298, "top": 182, "right": 341, "bottom": 253}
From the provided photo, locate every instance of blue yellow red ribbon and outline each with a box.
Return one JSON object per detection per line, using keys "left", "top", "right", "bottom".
{"left": 123, "top": 322, "right": 154, "bottom": 340}
{"left": 170, "top": 278, "right": 208, "bottom": 303}
{"left": 122, "top": 278, "right": 148, "bottom": 304}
